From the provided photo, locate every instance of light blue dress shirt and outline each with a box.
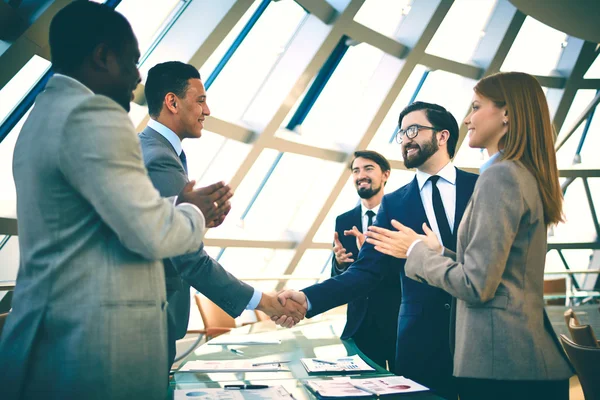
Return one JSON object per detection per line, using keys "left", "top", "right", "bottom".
{"left": 147, "top": 119, "right": 262, "bottom": 310}
{"left": 480, "top": 150, "right": 503, "bottom": 174}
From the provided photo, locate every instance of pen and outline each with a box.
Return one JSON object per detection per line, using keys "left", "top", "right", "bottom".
{"left": 251, "top": 360, "right": 291, "bottom": 366}
{"left": 230, "top": 348, "right": 244, "bottom": 355}
{"left": 224, "top": 384, "right": 269, "bottom": 390}
{"left": 313, "top": 358, "right": 338, "bottom": 365}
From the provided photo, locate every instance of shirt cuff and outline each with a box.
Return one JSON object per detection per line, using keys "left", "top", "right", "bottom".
{"left": 174, "top": 196, "right": 206, "bottom": 230}
{"left": 245, "top": 289, "right": 262, "bottom": 310}
{"left": 406, "top": 239, "right": 422, "bottom": 257}
{"left": 305, "top": 295, "right": 312, "bottom": 312}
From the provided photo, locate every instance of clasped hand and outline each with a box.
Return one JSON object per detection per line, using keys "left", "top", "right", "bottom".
{"left": 364, "top": 220, "right": 442, "bottom": 258}
{"left": 257, "top": 291, "right": 307, "bottom": 328}
{"left": 177, "top": 180, "right": 234, "bottom": 228}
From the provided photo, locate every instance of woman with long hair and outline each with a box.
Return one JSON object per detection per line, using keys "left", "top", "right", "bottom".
{"left": 365, "top": 72, "right": 573, "bottom": 400}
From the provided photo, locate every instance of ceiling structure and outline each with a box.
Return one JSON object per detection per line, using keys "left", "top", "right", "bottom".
{"left": 1, "top": 0, "right": 600, "bottom": 294}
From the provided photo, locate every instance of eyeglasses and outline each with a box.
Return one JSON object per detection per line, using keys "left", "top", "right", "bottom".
{"left": 395, "top": 124, "right": 438, "bottom": 144}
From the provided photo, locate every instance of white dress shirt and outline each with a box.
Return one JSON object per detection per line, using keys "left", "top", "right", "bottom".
{"left": 148, "top": 119, "right": 262, "bottom": 310}
{"left": 407, "top": 162, "right": 457, "bottom": 255}
{"left": 360, "top": 203, "right": 381, "bottom": 233}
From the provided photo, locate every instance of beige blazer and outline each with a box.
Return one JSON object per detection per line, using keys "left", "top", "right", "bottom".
{"left": 0, "top": 75, "right": 205, "bottom": 400}
{"left": 406, "top": 160, "right": 573, "bottom": 380}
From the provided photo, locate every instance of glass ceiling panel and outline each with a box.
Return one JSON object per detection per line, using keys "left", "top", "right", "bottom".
{"left": 500, "top": 16, "right": 567, "bottom": 76}
{"left": 584, "top": 54, "right": 600, "bottom": 79}
{"left": 555, "top": 90, "right": 597, "bottom": 168}
{"left": 116, "top": 0, "right": 182, "bottom": 58}
{"left": 0, "top": 111, "right": 31, "bottom": 218}
{"left": 577, "top": 102, "right": 600, "bottom": 166}
{"left": 0, "top": 55, "right": 50, "bottom": 126}
{"left": 353, "top": 0, "right": 411, "bottom": 39}
{"left": 298, "top": 43, "right": 392, "bottom": 149}
{"left": 426, "top": 0, "right": 497, "bottom": 64}
{"left": 206, "top": 0, "right": 307, "bottom": 124}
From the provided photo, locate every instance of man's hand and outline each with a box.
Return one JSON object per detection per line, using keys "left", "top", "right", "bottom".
{"left": 333, "top": 232, "right": 354, "bottom": 268}
{"left": 257, "top": 292, "right": 306, "bottom": 328}
{"left": 272, "top": 290, "right": 308, "bottom": 327}
{"left": 344, "top": 226, "right": 365, "bottom": 250}
{"left": 177, "top": 181, "right": 233, "bottom": 228}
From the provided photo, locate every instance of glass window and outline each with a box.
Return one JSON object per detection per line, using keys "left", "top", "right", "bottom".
{"left": 0, "top": 112, "right": 31, "bottom": 218}
{"left": 209, "top": 152, "right": 344, "bottom": 241}
{"left": 368, "top": 64, "right": 429, "bottom": 158}
{"left": 578, "top": 104, "right": 600, "bottom": 166}
{"left": 199, "top": 0, "right": 263, "bottom": 79}
{"left": 550, "top": 178, "right": 597, "bottom": 244}
{"left": 285, "top": 249, "right": 332, "bottom": 290}
{"left": 297, "top": 43, "right": 394, "bottom": 149}
{"left": 500, "top": 17, "right": 567, "bottom": 76}
{"left": 0, "top": 236, "right": 19, "bottom": 280}
{"left": 0, "top": 55, "right": 51, "bottom": 126}
{"left": 555, "top": 90, "right": 597, "bottom": 168}
{"left": 584, "top": 54, "right": 600, "bottom": 79}
{"left": 116, "top": 0, "right": 182, "bottom": 57}
{"left": 353, "top": 0, "right": 411, "bottom": 39}
{"left": 426, "top": 0, "right": 497, "bottom": 64}
{"left": 217, "top": 247, "right": 295, "bottom": 291}
{"left": 206, "top": 0, "right": 307, "bottom": 124}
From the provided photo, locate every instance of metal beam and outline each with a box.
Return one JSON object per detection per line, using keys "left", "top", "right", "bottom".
{"left": 204, "top": 117, "right": 259, "bottom": 144}
{"left": 547, "top": 242, "right": 600, "bottom": 250}
{"left": 555, "top": 90, "right": 600, "bottom": 151}
{"left": 267, "top": 136, "right": 347, "bottom": 162}
{"left": 345, "top": 21, "right": 407, "bottom": 58}
{"left": 0, "top": 217, "right": 17, "bottom": 236}
{"left": 420, "top": 54, "right": 483, "bottom": 80}
{"left": 293, "top": 0, "right": 338, "bottom": 25}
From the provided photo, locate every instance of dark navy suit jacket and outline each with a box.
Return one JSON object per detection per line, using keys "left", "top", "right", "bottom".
{"left": 331, "top": 205, "right": 401, "bottom": 369}
{"left": 303, "top": 168, "right": 477, "bottom": 399}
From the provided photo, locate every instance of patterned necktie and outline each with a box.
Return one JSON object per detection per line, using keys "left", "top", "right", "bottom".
{"left": 179, "top": 149, "right": 188, "bottom": 175}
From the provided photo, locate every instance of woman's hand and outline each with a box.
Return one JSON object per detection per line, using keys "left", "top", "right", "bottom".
{"left": 365, "top": 220, "right": 442, "bottom": 258}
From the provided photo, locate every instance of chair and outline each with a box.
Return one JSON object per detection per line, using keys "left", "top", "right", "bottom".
{"left": 544, "top": 277, "right": 567, "bottom": 305}
{"left": 564, "top": 308, "right": 580, "bottom": 327}
{"left": 567, "top": 316, "right": 600, "bottom": 348}
{"left": 193, "top": 294, "right": 235, "bottom": 339}
{"left": 559, "top": 334, "right": 600, "bottom": 400}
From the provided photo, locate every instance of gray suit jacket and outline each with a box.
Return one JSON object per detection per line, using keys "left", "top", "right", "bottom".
{"left": 0, "top": 75, "right": 205, "bottom": 400}
{"left": 139, "top": 127, "right": 254, "bottom": 342}
{"left": 406, "top": 160, "right": 573, "bottom": 380}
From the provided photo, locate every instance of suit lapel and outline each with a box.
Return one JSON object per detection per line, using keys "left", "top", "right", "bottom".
{"left": 141, "top": 127, "right": 179, "bottom": 158}
{"left": 405, "top": 177, "right": 429, "bottom": 233}
{"left": 352, "top": 204, "right": 363, "bottom": 232}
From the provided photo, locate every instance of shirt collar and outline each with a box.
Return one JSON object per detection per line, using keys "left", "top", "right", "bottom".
{"left": 416, "top": 161, "right": 456, "bottom": 191}
{"left": 147, "top": 119, "right": 183, "bottom": 156}
{"left": 53, "top": 73, "right": 94, "bottom": 95}
{"left": 361, "top": 203, "right": 380, "bottom": 217}
{"left": 480, "top": 151, "right": 503, "bottom": 173}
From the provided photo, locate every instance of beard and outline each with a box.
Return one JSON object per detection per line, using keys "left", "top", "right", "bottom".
{"left": 356, "top": 181, "right": 382, "bottom": 199}
{"left": 403, "top": 134, "right": 439, "bottom": 169}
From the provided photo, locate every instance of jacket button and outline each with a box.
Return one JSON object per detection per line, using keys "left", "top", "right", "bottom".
{"left": 444, "top": 303, "right": 451, "bottom": 310}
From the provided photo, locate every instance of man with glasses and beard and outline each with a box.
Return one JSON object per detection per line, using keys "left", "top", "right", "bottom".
{"left": 276, "top": 102, "right": 478, "bottom": 400}
{"left": 331, "top": 151, "right": 400, "bottom": 371}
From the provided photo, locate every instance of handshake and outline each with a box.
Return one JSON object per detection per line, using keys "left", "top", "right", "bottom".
{"left": 256, "top": 290, "right": 309, "bottom": 328}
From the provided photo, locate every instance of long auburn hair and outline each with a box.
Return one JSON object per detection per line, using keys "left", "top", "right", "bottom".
{"left": 474, "top": 72, "right": 563, "bottom": 225}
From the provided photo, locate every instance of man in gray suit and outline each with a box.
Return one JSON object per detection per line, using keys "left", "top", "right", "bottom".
{"left": 0, "top": 3, "right": 233, "bottom": 400}
{"left": 139, "top": 61, "right": 306, "bottom": 369}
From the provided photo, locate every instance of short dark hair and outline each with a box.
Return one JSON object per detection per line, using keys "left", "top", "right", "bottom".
{"left": 49, "top": 1, "right": 134, "bottom": 74}
{"left": 350, "top": 150, "right": 391, "bottom": 173}
{"left": 145, "top": 61, "right": 201, "bottom": 118}
{"left": 397, "top": 101, "right": 459, "bottom": 158}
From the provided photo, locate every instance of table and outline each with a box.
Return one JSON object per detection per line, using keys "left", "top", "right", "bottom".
{"left": 171, "top": 316, "right": 445, "bottom": 399}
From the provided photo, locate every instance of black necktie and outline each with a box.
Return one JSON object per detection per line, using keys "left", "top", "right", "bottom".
{"left": 428, "top": 175, "right": 455, "bottom": 251}
{"left": 365, "top": 210, "right": 376, "bottom": 230}
{"left": 179, "top": 149, "right": 188, "bottom": 175}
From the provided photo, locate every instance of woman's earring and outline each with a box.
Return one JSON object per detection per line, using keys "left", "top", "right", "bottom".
{"left": 503, "top": 119, "right": 508, "bottom": 126}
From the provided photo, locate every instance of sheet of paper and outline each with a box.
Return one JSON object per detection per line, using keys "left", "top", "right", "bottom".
{"left": 179, "top": 360, "right": 289, "bottom": 373}
{"left": 174, "top": 386, "right": 292, "bottom": 400}
{"left": 300, "top": 354, "right": 375, "bottom": 373}
{"left": 207, "top": 334, "right": 282, "bottom": 345}
{"left": 304, "top": 379, "right": 371, "bottom": 398}
{"left": 351, "top": 376, "right": 429, "bottom": 395}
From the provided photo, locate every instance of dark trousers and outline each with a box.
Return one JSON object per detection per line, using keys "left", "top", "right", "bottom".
{"left": 457, "top": 377, "right": 569, "bottom": 400}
